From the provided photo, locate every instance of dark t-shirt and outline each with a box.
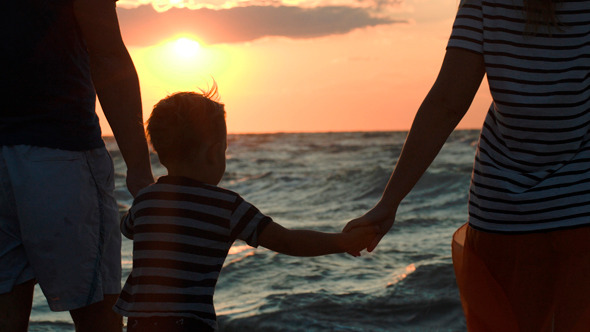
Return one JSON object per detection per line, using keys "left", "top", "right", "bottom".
{"left": 0, "top": 0, "right": 104, "bottom": 151}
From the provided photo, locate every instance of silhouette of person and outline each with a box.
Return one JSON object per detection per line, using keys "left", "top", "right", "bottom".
{"left": 0, "top": 0, "right": 154, "bottom": 331}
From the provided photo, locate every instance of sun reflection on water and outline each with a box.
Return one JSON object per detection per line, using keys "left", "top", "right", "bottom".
{"left": 228, "top": 244, "right": 251, "bottom": 255}
{"left": 387, "top": 263, "right": 416, "bottom": 287}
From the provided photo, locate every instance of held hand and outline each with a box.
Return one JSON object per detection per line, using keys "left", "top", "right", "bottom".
{"left": 126, "top": 168, "right": 154, "bottom": 197}
{"left": 343, "top": 202, "right": 397, "bottom": 253}
{"left": 340, "top": 225, "right": 380, "bottom": 257}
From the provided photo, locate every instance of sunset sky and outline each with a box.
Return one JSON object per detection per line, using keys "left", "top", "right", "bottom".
{"left": 99, "top": 0, "right": 492, "bottom": 134}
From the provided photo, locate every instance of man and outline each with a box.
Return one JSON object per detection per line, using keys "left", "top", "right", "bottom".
{"left": 0, "top": 0, "right": 153, "bottom": 331}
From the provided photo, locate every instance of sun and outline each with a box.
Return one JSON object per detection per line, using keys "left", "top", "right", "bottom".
{"left": 173, "top": 37, "right": 201, "bottom": 58}
{"left": 130, "top": 35, "right": 237, "bottom": 104}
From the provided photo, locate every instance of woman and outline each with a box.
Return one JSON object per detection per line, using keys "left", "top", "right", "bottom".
{"left": 345, "top": 0, "right": 590, "bottom": 330}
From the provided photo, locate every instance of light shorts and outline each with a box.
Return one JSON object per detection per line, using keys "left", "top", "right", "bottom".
{"left": 0, "top": 145, "right": 121, "bottom": 311}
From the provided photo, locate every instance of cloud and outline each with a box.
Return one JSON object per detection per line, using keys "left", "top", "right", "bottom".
{"left": 116, "top": 5, "right": 404, "bottom": 46}
{"left": 117, "top": 0, "right": 404, "bottom": 11}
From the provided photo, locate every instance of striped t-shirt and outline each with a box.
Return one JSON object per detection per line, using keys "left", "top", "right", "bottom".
{"left": 113, "top": 176, "right": 271, "bottom": 329}
{"left": 448, "top": 0, "right": 590, "bottom": 232}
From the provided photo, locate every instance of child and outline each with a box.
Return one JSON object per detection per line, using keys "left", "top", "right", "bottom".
{"left": 113, "top": 85, "right": 377, "bottom": 332}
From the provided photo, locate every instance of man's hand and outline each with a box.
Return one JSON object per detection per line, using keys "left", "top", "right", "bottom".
{"left": 126, "top": 168, "right": 154, "bottom": 197}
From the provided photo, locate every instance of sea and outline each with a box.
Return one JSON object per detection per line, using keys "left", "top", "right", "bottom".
{"left": 28, "top": 130, "right": 480, "bottom": 332}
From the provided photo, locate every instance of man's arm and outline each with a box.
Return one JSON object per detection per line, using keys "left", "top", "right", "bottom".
{"left": 74, "top": 0, "right": 153, "bottom": 197}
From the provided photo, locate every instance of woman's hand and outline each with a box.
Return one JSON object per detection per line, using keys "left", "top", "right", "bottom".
{"left": 343, "top": 201, "right": 397, "bottom": 253}
{"left": 338, "top": 225, "right": 381, "bottom": 257}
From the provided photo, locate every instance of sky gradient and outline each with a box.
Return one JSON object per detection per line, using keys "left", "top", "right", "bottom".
{"left": 98, "top": 0, "right": 492, "bottom": 134}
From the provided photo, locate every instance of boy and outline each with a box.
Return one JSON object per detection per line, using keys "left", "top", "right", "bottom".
{"left": 113, "top": 86, "right": 376, "bottom": 331}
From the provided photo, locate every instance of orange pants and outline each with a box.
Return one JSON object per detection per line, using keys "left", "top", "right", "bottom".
{"left": 452, "top": 223, "right": 590, "bottom": 332}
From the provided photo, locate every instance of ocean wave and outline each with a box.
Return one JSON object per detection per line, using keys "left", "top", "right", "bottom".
{"left": 218, "top": 285, "right": 464, "bottom": 331}
{"left": 28, "top": 321, "right": 74, "bottom": 332}
{"left": 60, "top": 131, "right": 478, "bottom": 332}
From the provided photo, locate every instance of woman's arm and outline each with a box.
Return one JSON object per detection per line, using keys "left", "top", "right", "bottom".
{"left": 344, "top": 48, "right": 485, "bottom": 251}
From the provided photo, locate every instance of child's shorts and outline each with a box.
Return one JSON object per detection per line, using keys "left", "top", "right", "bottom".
{"left": 0, "top": 145, "right": 121, "bottom": 311}
{"left": 127, "top": 316, "right": 215, "bottom": 332}
{"left": 452, "top": 223, "right": 590, "bottom": 332}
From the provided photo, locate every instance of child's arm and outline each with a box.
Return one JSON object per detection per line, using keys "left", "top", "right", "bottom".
{"left": 257, "top": 221, "right": 376, "bottom": 257}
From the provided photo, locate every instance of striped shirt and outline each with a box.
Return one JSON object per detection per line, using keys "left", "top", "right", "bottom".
{"left": 113, "top": 176, "right": 271, "bottom": 329}
{"left": 447, "top": 0, "right": 590, "bottom": 232}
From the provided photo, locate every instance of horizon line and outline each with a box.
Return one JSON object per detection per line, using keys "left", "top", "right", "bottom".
{"left": 102, "top": 128, "right": 481, "bottom": 137}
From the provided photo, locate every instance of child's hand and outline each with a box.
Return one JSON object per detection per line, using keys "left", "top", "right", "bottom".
{"left": 339, "top": 226, "right": 379, "bottom": 257}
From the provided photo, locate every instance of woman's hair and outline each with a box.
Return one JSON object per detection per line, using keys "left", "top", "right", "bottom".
{"left": 146, "top": 83, "right": 226, "bottom": 166}
{"left": 524, "top": 0, "right": 561, "bottom": 33}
